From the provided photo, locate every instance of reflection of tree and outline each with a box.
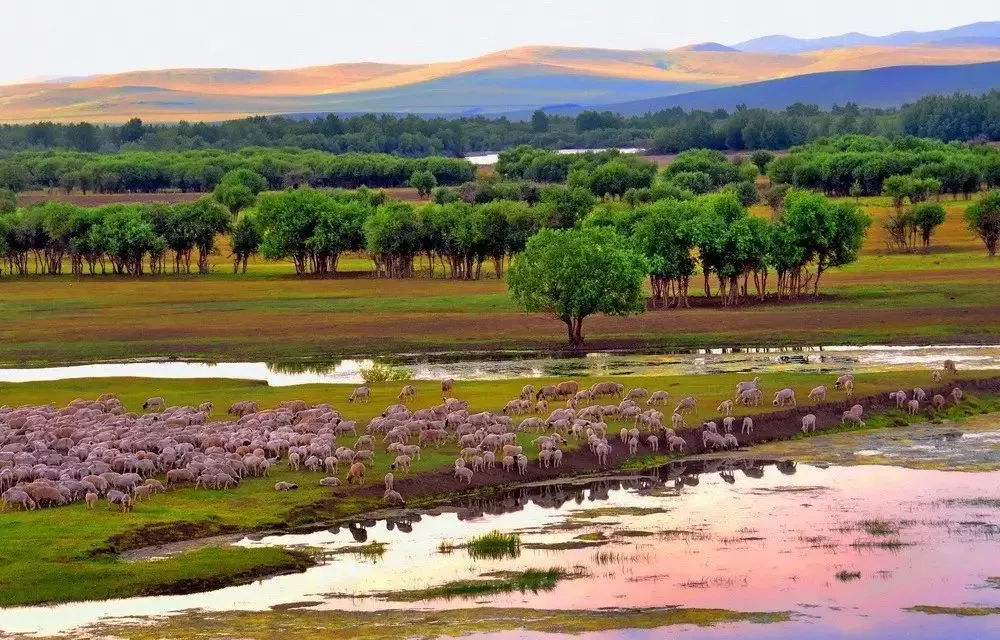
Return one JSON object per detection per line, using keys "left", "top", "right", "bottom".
{"left": 266, "top": 360, "right": 343, "bottom": 375}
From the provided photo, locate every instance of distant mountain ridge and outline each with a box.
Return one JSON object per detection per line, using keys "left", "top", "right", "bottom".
{"left": 735, "top": 21, "right": 1000, "bottom": 53}
{"left": 1, "top": 21, "right": 1000, "bottom": 122}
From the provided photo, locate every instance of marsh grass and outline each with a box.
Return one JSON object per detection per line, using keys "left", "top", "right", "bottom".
{"left": 382, "top": 568, "right": 571, "bottom": 601}
{"left": 467, "top": 531, "right": 520, "bottom": 560}
{"left": 835, "top": 571, "right": 862, "bottom": 582}
{"left": 858, "top": 519, "right": 899, "bottom": 536}
{"left": 355, "top": 541, "right": 387, "bottom": 559}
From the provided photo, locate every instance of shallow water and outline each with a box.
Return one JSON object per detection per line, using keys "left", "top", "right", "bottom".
{"left": 5, "top": 461, "right": 1000, "bottom": 637}
{"left": 463, "top": 148, "right": 645, "bottom": 166}
{"left": 1, "top": 344, "right": 998, "bottom": 386}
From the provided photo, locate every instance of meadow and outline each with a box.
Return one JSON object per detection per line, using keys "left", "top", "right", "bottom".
{"left": 0, "top": 194, "right": 996, "bottom": 365}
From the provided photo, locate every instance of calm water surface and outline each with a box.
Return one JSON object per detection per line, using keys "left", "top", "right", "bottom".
{"left": 3, "top": 461, "right": 1000, "bottom": 637}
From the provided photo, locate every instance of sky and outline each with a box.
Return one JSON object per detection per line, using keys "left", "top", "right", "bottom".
{"left": 1, "top": 0, "right": 998, "bottom": 84}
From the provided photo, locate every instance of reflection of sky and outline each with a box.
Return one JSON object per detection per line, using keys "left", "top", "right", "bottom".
{"left": 1, "top": 345, "right": 1000, "bottom": 386}
{"left": 4, "top": 464, "right": 1000, "bottom": 637}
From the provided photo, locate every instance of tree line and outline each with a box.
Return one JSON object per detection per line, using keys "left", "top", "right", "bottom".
{"left": 0, "top": 148, "right": 475, "bottom": 194}
{"left": 765, "top": 134, "right": 1000, "bottom": 199}
{"left": 2, "top": 91, "right": 1000, "bottom": 158}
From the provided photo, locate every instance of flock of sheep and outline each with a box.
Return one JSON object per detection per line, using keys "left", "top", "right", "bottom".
{"left": 0, "top": 361, "right": 964, "bottom": 513}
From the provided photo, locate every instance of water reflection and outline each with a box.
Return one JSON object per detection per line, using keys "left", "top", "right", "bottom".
{"left": 1, "top": 344, "right": 998, "bottom": 386}
{"left": 5, "top": 460, "right": 1000, "bottom": 639}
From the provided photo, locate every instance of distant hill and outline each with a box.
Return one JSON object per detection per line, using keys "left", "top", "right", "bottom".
{"left": 592, "top": 60, "right": 1000, "bottom": 114}
{"left": 736, "top": 21, "right": 1000, "bottom": 53}
{"left": 3, "top": 25, "right": 1000, "bottom": 122}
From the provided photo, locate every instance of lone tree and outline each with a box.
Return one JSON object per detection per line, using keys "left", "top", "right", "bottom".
{"left": 506, "top": 227, "right": 648, "bottom": 346}
{"left": 965, "top": 190, "right": 1000, "bottom": 256}
{"left": 409, "top": 170, "right": 437, "bottom": 199}
{"left": 749, "top": 150, "right": 775, "bottom": 176}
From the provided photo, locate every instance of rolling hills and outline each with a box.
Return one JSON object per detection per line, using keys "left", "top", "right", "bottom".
{"left": 2, "top": 24, "right": 1000, "bottom": 122}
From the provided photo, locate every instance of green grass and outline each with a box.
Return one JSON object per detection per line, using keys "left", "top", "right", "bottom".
{"left": 466, "top": 531, "right": 521, "bottom": 559}
{"left": 382, "top": 568, "right": 570, "bottom": 601}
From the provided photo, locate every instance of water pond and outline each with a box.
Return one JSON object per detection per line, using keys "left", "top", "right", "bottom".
{"left": 1, "top": 344, "right": 998, "bottom": 386}
{"left": 4, "top": 459, "right": 1000, "bottom": 638}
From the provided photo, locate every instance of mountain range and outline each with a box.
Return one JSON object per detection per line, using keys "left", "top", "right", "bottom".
{"left": 1, "top": 21, "right": 999, "bottom": 123}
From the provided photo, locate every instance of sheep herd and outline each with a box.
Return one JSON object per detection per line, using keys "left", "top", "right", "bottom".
{"left": 0, "top": 360, "right": 965, "bottom": 514}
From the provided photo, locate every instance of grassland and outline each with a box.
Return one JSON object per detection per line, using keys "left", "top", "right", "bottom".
{"left": 0, "top": 370, "right": 992, "bottom": 607}
{"left": 0, "top": 195, "right": 997, "bottom": 365}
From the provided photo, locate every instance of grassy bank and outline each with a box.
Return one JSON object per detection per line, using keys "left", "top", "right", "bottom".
{"left": 0, "top": 370, "right": 992, "bottom": 607}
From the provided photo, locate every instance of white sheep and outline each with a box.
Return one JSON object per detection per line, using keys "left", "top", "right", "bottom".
{"left": 722, "top": 416, "right": 735, "bottom": 433}
{"left": 741, "top": 416, "right": 753, "bottom": 435}
{"left": 716, "top": 399, "right": 734, "bottom": 416}
{"left": 348, "top": 386, "right": 371, "bottom": 403}
{"left": 647, "top": 391, "right": 670, "bottom": 406}
{"left": 667, "top": 435, "right": 686, "bottom": 452}
{"left": 801, "top": 414, "right": 817, "bottom": 432}
{"left": 772, "top": 388, "right": 796, "bottom": 407}
{"left": 807, "top": 385, "right": 826, "bottom": 402}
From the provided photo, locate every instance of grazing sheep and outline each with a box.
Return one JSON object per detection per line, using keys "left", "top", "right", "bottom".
{"left": 671, "top": 412, "right": 685, "bottom": 430}
{"left": 735, "top": 377, "right": 761, "bottom": 396}
{"left": 647, "top": 391, "right": 669, "bottom": 406}
{"left": 716, "top": 399, "right": 734, "bottom": 416}
{"left": 889, "top": 390, "right": 907, "bottom": 409}
{"left": 801, "top": 414, "right": 817, "bottom": 433}
{"left": 772, "top": 388, "right": 796, "bottom": 407}
{"left": 741, "top": 416, "right": 753, "bottom": 435}
{"left": 723, "top": 434, "right": 739, "bottom": 449}
{"left": 594, "top": 443, "right": 611, "bottom": 465}
{"left": 703, "top": 432, "right": 727, "bottom": 450}
{"left": 441, "top": 379, "right": 454, "bottom": 395}
{"left": 142, "top": 397, "right": 165, "bottom": 411}
{"left": 397, "top": 385, "right": 416, "bottom": 403}
{"left": 2, "top": 488, "right": 35, "bottom": 511}
{"left": 383, "top": 473, "right": 394, "bottom": 492}
{"left": 646, "top": 435, "right": 659, "bottom": 451}
{"left": 144, "top": 478, "right": 166, "bottom": 493}
{"left": 667, "top": 435, "right": 686, "bottom": 452}
{"left": 85, "top": 491, "right": 98, "bottom": 509}
{"left": 737, "top": 388, "right": 763, "bottom": 407}
{"left": 535, "top": 399, "right": 548, "bottom": 414}
{"left": 807, "top": 386, "right": 827, "bottom": 402}
{"left": 674, "top": 396, "right": 697, "bottom": 415}
{"left": 274, "top": 481, "right": 298, "bottom": 491}
{"left": 502, "top": 455, "right": 515, "bottom": 472}
{"left": 384, "top": 489, "right": 405, "bottom": 506}
{"left": 834, "top": 374, "right": 854, "bottom": 390}
{"left": 628, "top": 388, "right": 648, "bottom": 400}
{"left": 347, "top": 462, "right": 366, "bottom": 484}
{"left": 932, "top": 394, "right": 946, "bottom": 409}
{"left": 627, "top": 436, "right": 639, "bottom": 455}
{"left": 722, "top": 416, "right": 735, "bottom": 433}
{"left": 552, "top": 449, "right": 563, "bottom": 468}
{"left": 348, "top": 386, "right": 371, "bottom": 403}
{"left": 913, "top": 387, "right": 928, "bottom": 403}
{"left": 952, "top": 387, "right": 964, "bottom": 403}
{"left": 288, "top": 452, "right": 301, "bottom": 471}
{"left": 132, "top": 485, "right": 153, "bottom": 502}
{"left": 943, "top": 360, "right": 958, "bottom": 375}
{"left": 455, "top": 466, "right": 474, "bottom": 483}
{"left": 703, "top": 421, "right": 718, "bottom": 434}
{"left": 391, "top": 455, "right": 412, "bottom": 472}
{"left": 843, "top": 379, "right": 855, "bottom": 396}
